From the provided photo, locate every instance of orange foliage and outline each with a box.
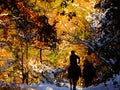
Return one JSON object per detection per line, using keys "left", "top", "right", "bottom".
{"left": 0, "top": 16, "right": 9, "bottom": 23}
{"left": 16, "top": 0, "right": 43, "bottom": 27}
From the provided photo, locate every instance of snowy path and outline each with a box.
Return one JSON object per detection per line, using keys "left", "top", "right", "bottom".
{"left": 24, "top": 74, "right": 120, "bottom": 90}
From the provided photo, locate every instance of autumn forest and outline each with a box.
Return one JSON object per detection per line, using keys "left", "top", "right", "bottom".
{"left": 0, "top": 0, "right": 120, "bottom": 87}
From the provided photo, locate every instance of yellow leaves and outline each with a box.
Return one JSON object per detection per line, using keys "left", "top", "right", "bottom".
{"left": 84, "top": 0, "right": 90, "bottom": 2}
{"left": 51, "top": 0, "right": 63, "bottom": 8}
{"left": 0, "top": 61, "right": 4, "bottom": 66}
{"left": 74, "top": 0, "right": 95, "bottom": 14}
{"left": 0, "top": 48, "right": 12, "bottom": 59}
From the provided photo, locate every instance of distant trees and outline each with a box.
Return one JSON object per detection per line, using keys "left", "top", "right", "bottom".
{"left": 0, "top": 0, "right": 57, "bottom": 84}
{"left": 89, "top": 0, "right": 120, "bottom": 74}
{"left": 66, "top": 0, "right": 120, "bottom": 81}
{"left": 2, "top": 0, "right": 119, "bottom": 84}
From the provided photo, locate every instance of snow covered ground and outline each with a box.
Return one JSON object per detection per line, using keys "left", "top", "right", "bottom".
{"left": 1, "top": 61, "right": 120, "bottom": 90}
{"left": 0, "top": 74, "right": 120, "bottom": 90}
{"left": 24, "top": 61, "right": 120, "bottom": 90}
{"left": 21, "top": 74, "right": 120, "bottom": 90}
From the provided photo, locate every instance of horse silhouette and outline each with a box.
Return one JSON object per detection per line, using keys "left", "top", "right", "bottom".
{"left": 68, "top": 65, "right": 81, "bottom": 90}
{"left": 83, "top": 60, "right": 96, "bottom": 87}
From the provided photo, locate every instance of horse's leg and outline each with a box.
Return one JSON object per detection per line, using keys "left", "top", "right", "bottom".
{"left": 73, "top": 79, "right": 77, "bottom": 90}
{"left": 70, "top": 79, "right": 72, "bottom": 90}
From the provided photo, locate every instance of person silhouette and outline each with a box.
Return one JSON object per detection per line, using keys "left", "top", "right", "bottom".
{"left": 68, "top": 50, "right": 81, "bottom": 90}
{"left": 70, "top": 50, "right": 80, "bottom": 66}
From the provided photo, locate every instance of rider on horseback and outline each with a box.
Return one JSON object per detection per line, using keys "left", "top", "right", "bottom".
{"left": 68, "top": 50, "right": 81, "bottom": 90}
